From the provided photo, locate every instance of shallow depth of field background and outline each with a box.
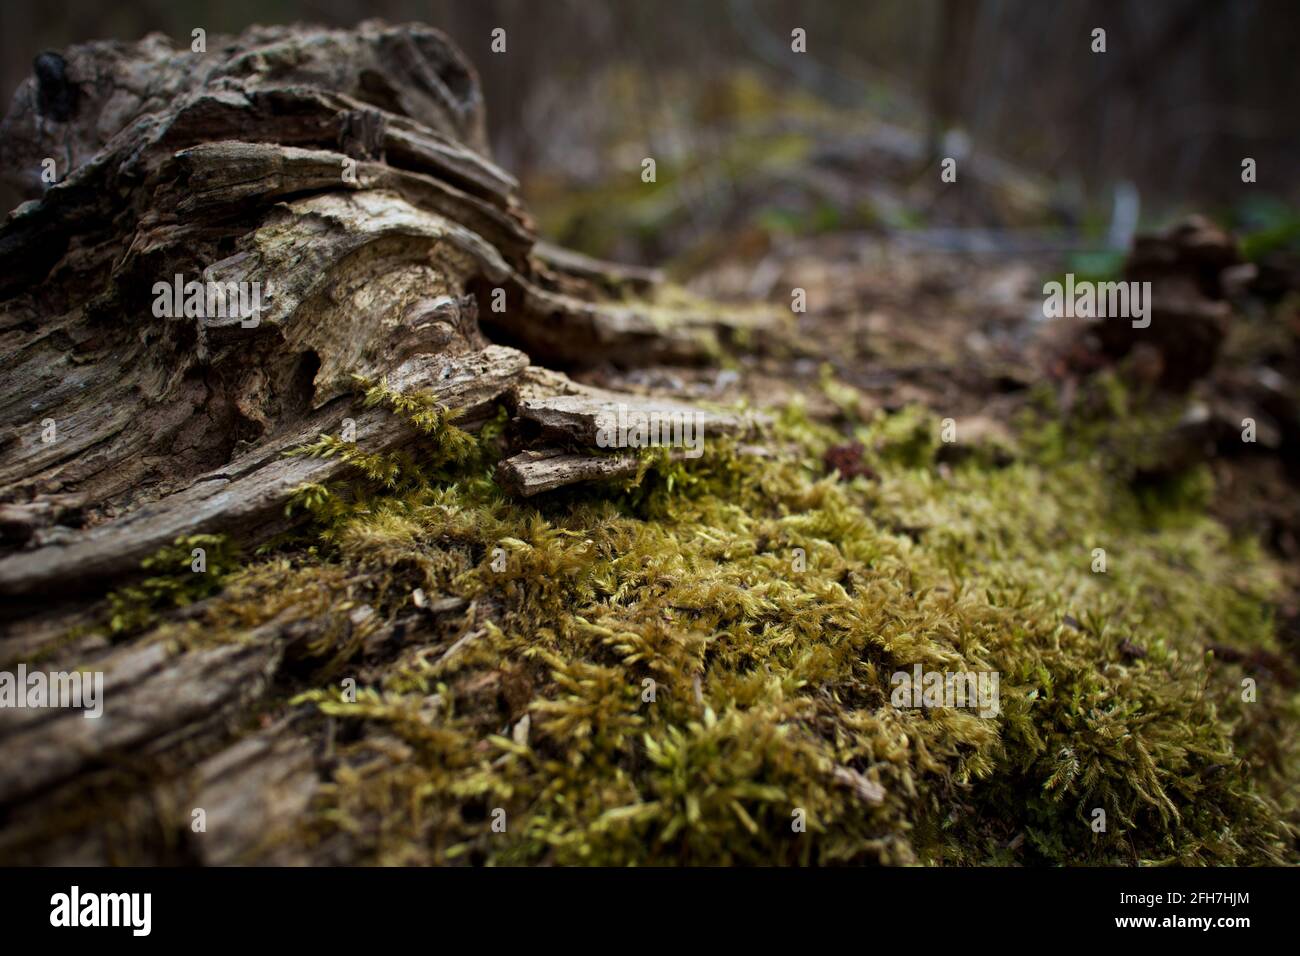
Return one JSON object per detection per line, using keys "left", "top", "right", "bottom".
{"left": 2, "top": 0, "right": 1298, "bottom": 264}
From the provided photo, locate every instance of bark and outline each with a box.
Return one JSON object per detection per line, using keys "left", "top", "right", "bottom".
{"left": 0, "top": 21, "right": 771, "bottom": 863}
{"left": 0, "top": 22, "right": 770, "bottom": 595}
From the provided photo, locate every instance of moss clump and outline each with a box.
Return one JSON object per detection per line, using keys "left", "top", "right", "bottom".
{"left": 264, "top": 376, "right": 1297, "bottom": 865}
{"left": 354, "top": 375, "right": 482, "bottom": 469}
{"left": 286, "top": 375, "right": 483, "bottom": 493}
{"left": 95, "top": 374, "right": 1300, "bottom": 865}
{"left": 105, "top": 534, "right": 238, "bottom": 636}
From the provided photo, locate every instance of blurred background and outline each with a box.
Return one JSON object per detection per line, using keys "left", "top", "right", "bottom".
{"left": 3, "top": 0, "right": 1300, "bottom": 647}
{"left": 3, "top": 0, "right": 1298, "bottom": 274}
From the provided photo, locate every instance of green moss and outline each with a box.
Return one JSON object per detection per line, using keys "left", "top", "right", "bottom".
{"left": 87, "top": 371, "right": 1300, "bottom": 865}
{"left": 104, "top": 534, "right": 238, "bottom": 636}
{"left": 1232, "top": 197, "right": 1300, "bottom": 261}
{"left": 268, "top": 376, "right": 1297, "bottom": 864}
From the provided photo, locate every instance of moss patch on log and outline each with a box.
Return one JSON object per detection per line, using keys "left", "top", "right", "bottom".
{"left": 83, "top": 373, "right": 1300, "bottom": 865}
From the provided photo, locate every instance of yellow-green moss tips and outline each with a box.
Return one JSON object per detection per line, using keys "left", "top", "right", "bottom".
{"left": 89, "top": 373, "right": 1300, "bottom": 864}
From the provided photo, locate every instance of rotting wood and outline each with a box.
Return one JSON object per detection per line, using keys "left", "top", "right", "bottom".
{"left": 0, "top": 21, "right": 775, "bottom": 864}
{"left": 0, "top": 22, "right": 772, "bottom": 594}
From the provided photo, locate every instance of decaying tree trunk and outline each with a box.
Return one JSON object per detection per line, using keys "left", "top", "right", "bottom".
{"left": 0, "top": 22, "right": 770, "bottom": 863}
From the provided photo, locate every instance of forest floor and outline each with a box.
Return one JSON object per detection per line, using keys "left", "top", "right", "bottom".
{"left": 3, "top": 48, "right": 1298, "bottom": 866}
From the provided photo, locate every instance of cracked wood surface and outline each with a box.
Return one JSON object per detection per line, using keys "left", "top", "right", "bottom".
{"left": 0, "top": 21, "right": 771, "bottom": 864}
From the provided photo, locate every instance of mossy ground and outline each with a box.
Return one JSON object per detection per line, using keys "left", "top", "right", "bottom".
{"left": 112, "top": 370, "right": 1300, "bottom": 865}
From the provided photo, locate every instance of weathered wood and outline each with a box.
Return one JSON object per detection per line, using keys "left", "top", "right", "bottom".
{"left": 0, "top": 623, "right": 282, "bottom": 805}
{"left": 184, "top": 724, "right": 321, "bottom": 866}
{"left": 497, "top": 443, "right": 775, "bottom": 498}
{"left": 0, "top": 345, "right": 528, "bottom": 601}
{"left": 496, "top": 447, "right": 647, "bottom": 497}
{"left": 0, "top": 21, "right": 772, "bottom": 864}
{"left": 517, "top": 392, "right": 760, "bottom": 446}
{"left": 0, "top": 22, "right": 763, "bottom": 589}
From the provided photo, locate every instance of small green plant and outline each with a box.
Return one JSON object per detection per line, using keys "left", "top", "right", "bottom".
{"left": 355, "top": 374, "right": 479, "bottom": 469}
{"left": 105, "top": 534, "right": 238, "bottom": 636}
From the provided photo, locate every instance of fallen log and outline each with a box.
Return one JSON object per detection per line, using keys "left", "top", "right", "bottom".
{"left": 0, "top": 22, "right": 771, "bottom": 595}
{"left": 0, "top": 21, "right": 772, "bottom": 863}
